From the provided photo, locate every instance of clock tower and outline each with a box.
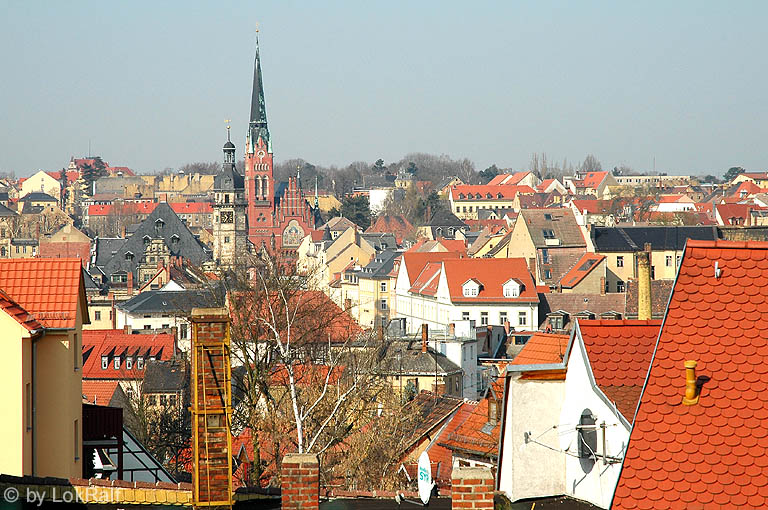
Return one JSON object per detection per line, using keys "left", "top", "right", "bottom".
{"left": 213, "top": 126, "right": 247, "bottom": 267}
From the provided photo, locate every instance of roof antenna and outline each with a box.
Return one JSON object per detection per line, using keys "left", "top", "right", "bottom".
{"left": 714, "top": 261, "right": 721, "bottom": 279}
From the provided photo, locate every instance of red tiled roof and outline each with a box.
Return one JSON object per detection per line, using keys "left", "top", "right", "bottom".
{"left": 427, "top": 400, "right": 479, "bottom": 483}
{"left": 88, "top": 202, "right": 157, "bottom": 216}
{"left": 737, "top": 171, "right": 768, "bottom": 180}
{"left": 106, "top": 166, "right": 135, "bottom": 176}
{"left": 409, "top": 262, "right": 442, "bottom": 296}
{"left": 576, "top": 319, "right": 660, "bottom": 420}
{"left": 510, "top": 333, "right": 569, "bottom": 365}
{"left": 170, "top": 202, "right": 213, "bottom": 214}
{"left": 400, "top": 252, "right": 461, "bottom": 287}
{"left": 559, "top": 253, "right": 605, "bottom": 289}
{"left": 658, "top": 194, "right": 687, "bottom": 203}
{"left": 580, "top": 171, "right": 610, "bottom": 189}
{"left": 82, "top": 329, "right": 175, "bottom": 380}
{"left": 82, "top": 380, "right": 120, "bottom": 405}
{"left": 734, "top": 180, "right": 766, "bottom": 195}
{"left": 571, "top": 199, "right": 612, "bottom": 214}
{"left": 487, "top": 172, "right": 531, "bottom": 186}
{"left": 449, "top": 184, "right": 535, "bottom": 201}
{"left": 613, "top": 239, "right": 768, "bottom": 509}
{"left": 46, "top": 170, "right": 80, "bottom": 184}
{"left": 536, "top": 178, "right": 558, "bottom": 191}
{"left": 442, "top": 258, "right": 537, "bottom": 303}
{"left": 0, "top": 289, "right": 43, "bottom": 332}
{"left": 0, "top": 258, "right": 84, "bottom": 329}
{"left": 716, "top": 203, "right": 757, "bottom": 224}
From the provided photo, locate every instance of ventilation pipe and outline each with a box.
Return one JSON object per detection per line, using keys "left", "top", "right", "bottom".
{"left": 682, "top": 360, "right": 700, "bottom": 405}
{"left": 637, "top": 249, "right": 652, "bottom": 320}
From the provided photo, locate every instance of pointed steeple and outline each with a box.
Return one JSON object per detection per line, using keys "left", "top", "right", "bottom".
{"left": 248, "top": 36, "right": 270, "bottom": 152}
{"left": 314, "top": 174, "right": 319, "bottom": 208}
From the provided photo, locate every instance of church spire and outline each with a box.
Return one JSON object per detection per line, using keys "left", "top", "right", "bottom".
{"left": 248, "top": 35, "right": 270, "bottom": 152}
{"left": 314, "top": 174, "right": 319, "bottom": 208}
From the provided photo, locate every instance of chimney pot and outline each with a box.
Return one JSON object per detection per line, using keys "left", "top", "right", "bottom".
{"left": 682, "top": 360, "right": 700, "bottom": 405}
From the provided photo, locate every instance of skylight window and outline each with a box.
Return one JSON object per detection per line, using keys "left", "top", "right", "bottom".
{"left": 542, "top": 229, "right": 555, "bottom": 239}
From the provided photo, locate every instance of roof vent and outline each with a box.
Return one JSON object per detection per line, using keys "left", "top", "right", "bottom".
{"left": 682, "top": 360, "right": 700, "bottom": 406}
{"left": 714, "top": 261, "right": 721, "bottom": 279}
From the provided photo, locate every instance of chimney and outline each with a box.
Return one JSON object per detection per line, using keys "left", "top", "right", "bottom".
{"left": 637, "top": 249, "right": 652, "bottom": 320}
{"left": 127, "top": 271, "right": 133, "bottom": 290}
{"left": 281, "top": 454, "right": 319, "bottom": 510}
{"left": 123, "top": 325, "right": 132, "bottom": 334}
{"left": 600, "top": 276, "right": 606, "bottom": 296}
{"left": 452, "top": 467, "right": 494, "bottom": 510}
{"left": 682, "top": 360, "right": 700, "bottom": 406}
{"left": 421, "top": 323, "right": 429, "bottom": 353}
{"left": 449, "top": 323, "right": 455, "bottom": 336}
{"left": 503, "top": 320, "right": 510, "bottom": 335}
{"left": 528, "top": 257, "right": 536, "bottom": 274}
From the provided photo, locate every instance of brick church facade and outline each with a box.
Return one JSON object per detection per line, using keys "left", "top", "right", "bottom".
{"left": 241, "top": 38, "right": 317, "bottom": 257}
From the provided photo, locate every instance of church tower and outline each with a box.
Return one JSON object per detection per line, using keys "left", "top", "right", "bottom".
{"left": 213, "top": 126, "right": 247, "bottom": 267}
{"left": 244, "top": 36, "right": 275, "bottom": 245}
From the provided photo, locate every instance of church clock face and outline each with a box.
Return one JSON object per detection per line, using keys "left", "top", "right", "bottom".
{"left": 221, "top": 211, "right": 234, "bottom": 224}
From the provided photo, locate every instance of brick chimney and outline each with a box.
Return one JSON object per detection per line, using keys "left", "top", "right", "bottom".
{"left": 637, "top": 249, "right": 652, "bottom": 320}
{"left": 127, "top": 271, "right": 133, "bottom": 290}
{"left": 600, "top": 276, "right": 606, "bottom": 296}
{"left": 421, "top": 324, "right": 429, "bottom": 353}
{"left": 281, "top": 454, "right": 319, "bottom": 510}
{"left": 452, "top": 466, "right": 494, "bottom": 510}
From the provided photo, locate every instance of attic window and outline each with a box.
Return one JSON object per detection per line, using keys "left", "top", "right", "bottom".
{"left": 544, "top": 213, "right": 552, "bottom": 220}
{"left": 497, "top": 192, "right": 503, "bottom": 199}
{"left": 486, "top": 193, "right": 492, "bottom": 199}
{"left": 459, "top": 193, "right": 465, "bottom": 199}
{"left": 488, "top": 398, "right": 502, "bottom": 425}
{"left": 113, "top": 356, "right": 121, "bottom": 370}
{"left": 101, "top": 356, "right": 108, "bottom": 370}
{"left": 542, "top": 229, "right": 555, "bottom": 239}
{"left": 126, "top": 356, "right": 133, "bottom": 370}
{"left": 137, "top": 356, "right": 145, "bottom": 370}
{"left": 125, "top": 251, "right": 134, "bottom": 261}
{"left": 155, "top": 218, "right": 164, "bottom": 232}
{"left": 171, "top": 234, "right": 180, "bottom": 245}
{"left": 143, "top": 235, "right": 151, "bottom": 245}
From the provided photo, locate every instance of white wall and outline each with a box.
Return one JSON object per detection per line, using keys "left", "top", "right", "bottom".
{"left": 498, "top": 373, "right": 567, "bottom": 501}
{"left": 558, "top": 328, "right": 629, "bottom": 509}
{"left": 116, "top": 309, "right": 191, "bottom": 352}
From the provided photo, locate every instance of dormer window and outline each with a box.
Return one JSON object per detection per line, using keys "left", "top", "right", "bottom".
{"left": 113, "top": 356, "right": 121, "bottom": 369}
{"left": 459, "top": 193, "right": 465, "bottom": 199}
{"left": 503, "top": 278, "right": 524, "bottom": 298}
{"left": 126, "top": 356, "right": 133, "bottom": 370}
{"left": 497, "top": 192, "right": 503, "bottom": 199}
{"left": 137, "top": 356, "right": 145, "bottom": 370}
{"left": 171, "top": 234, "right": 180, "bottom": 245}
{"left": 143, "top": 235, "right": 151, "bottom": 245}
{"left": 101, "top": 356, "right": 108, "bottom": 370}
{"left": 125, "top": 251, "right": 134, "bottom": 261}
{"left": 462, "top": 279, "right": 482, "bottom": 297}
{"left": 155, "top": 218, "right": 164, "bottom": 233}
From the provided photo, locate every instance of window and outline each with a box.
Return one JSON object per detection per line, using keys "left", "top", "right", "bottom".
{"left": 160, "top": 395, "right": 167, "bottom": 406}
{"left": 481, "top": 312, "right": 489, "bottom": 325}
{"left": 137, "top": 356, "right": 145, "bottom": 370}
{"left": 463, "top": 286, "right": 478, "bottom": 297}
{"left": 489, "top": 399, "right": 501, "bottom": 425}
{"left": 666, "top": 255, "right": 672, "bottom": 267}
{"left": 545, "top": 269, "right": 552, "bottom": 279}
{"left": 542, "top": 249, "right": 550, "bottom": 264}
{"left": 380, "top": 281, "right": 387, "bottom": 292}
{"left": 500, "top": 311, "right": 507, "bottom": 324}
{"left": 114, "top": 356, "right": 121, "bottom": 369}
{"left": 518, "top": 311, "right": 527, "bottom": 327}
{"left": 504, "top": 285, "right": 519, "bottom": 298}
{"left": 180, "top": 323, "right": 188, "bottom": 339}
{"left": 162, "top": 323, "right": 169, "bottom": 329}
{"left": 101, "top": 356, "right": 108, "bottom": 370}
{"left": 551, "top": 315, "right": 564, "bottom": 330}
{"left": 144, "top": 325, "right": 151, "bottom": 330}
{"left": 542, "top": 229, "right": 555, "bottom": 239}
{"left": 617, "top": 280, "right": 625, "bottom": 293}
{"left": 94, "top": 310, "right": 101, "bottom": 321}
{"left": 74, "top": 419, "right": 79, "bottom": 461}
{"left": 380, "top": 298, "right": 388, "bottom": 310}
{"left": 676, "top": 255, "right": 682, "bottom": 266}
{"left": 126, "top": 357, "right": 133, "bottom": 370}
{"left": 225, "top": 236, "right": 230, "bottom": 243}
{"left": 170, "top": 394, "right": 177, "bottom": 407}
{"left": 514, "top": 335, "right": 529, "bottom": 345}
{"left": 616, "top": 256, "right": 624, "bottom": 267}
{"left": 125, "top": 252, "right": 134, "bottom": 261}
{"left": 462, "top": 311, "right": 470, "bottom": 321}
{"left": 544, "top": 213, "right": 552, "bottom": 220}
{"left": 651, "top": 266, "right": 655, "bottom": 279}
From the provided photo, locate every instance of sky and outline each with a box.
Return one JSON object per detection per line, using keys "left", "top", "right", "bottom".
{"left": 2, "top": 1, "right": 768, "bottom": 177}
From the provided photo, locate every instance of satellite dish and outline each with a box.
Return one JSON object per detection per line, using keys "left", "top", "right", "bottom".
{"left": 417, "top": 451, "right": 434, "bottom": 505}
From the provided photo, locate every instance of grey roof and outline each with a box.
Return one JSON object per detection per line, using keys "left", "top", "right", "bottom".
{"left": 19, "top": 192, "right": 57, "bottom": 202}
{"left": 591, "top": 226, "right": 718, "bottom": 252}
{"left": 93, "top": 237, "right": 126, "bottom": 268}
{"left": 0, "top": 202, "right": 17, "bottom": 216}
{"left": 321, "top": 216, "right": 358, "bottom": 232}
{"left": 377, "top": 341, "right": 462, "bottom": 376}
{"left": 360, "top": 232, "right": 397, "bottom": 251}
{"left": 426, "top": 208, "right": 467, "bottom": 228}
{"left": 143, "top": 359, "right": 188, "bottom": 393}
{"left": 359, "top": 249, "right": 398, "bottom": 279}
{"left": 94, "top": 176, "right": 146, "bottom": 195}
{"left": 520, "top": 209, "right": 586, "bottom": 248}
{"left": 118, "top": 289, "right": 220, "bottom": 315}
{"left": 101, "top": 203, "right": 211, "bottom": 280}
{"left": 248, "top": 39, "right": 270, "bottom": 151}
{"left": 213, "top": 163, "right": 244, "bottom": 192}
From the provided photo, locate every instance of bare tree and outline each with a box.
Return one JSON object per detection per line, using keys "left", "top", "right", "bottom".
{"left": 580, "top": 154, "right": 603, "bottom": 173}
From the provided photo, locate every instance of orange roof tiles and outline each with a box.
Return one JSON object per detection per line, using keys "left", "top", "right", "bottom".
{"left": 576, "top": 319, "right": 661, "bottom": 420}
{"left": 510, "top": 333, "right": 569, "bottom": 365}
{"left": 0, "top": 289, "right": 43, "bottom": 332}
{"left": 0, "top": 258, "right": 84, "bottom": 329}
{"left": 449, "top": 184, "right": 535, "bottom": 201}
{"left": 559, "top": 253, "right": 605, "bottom": 289}
{"left": 82, "top": 329, "right": 175, "bottom": 379}
{"left": 487, "top": 172, "right": 531, "bottom": 186}
{"left": 443, "top": 258, "right": 537, "bottom": 303}
{"left": 571, "top": 199, "right": 612, "bottom": 214}
{"left": 613, "top": 239, "right": 768, "bottom": 509}
{"left": 82, "top": 380, "right": 120, "bottom": 405}
{"left": 409, "top": 262, "right": 442, "bottom": 296}
{"left": 580, "top": 171, "right": 610, "bottom": 189}
{"left": 400, "top": 252, "right": 461, "bottom": 287}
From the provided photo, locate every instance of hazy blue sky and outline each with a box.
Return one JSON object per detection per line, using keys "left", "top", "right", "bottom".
{"left": 2, "top": 1, "right": 767, "bottom": 177}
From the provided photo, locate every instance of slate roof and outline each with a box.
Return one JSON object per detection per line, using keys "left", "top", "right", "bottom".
{"left": 425, "top": 208, "right": 468, "bottom": 228}
{"left": 540, "top": 250, "right": 587, "bottom": 287}
{"left": 101, "top": 203, "right": 211, "bottom": 280}
{"left": 403, "top": 391, "right": 464, "bottom": 449}
{"left": 213, "top": 163, "right": 244, "bottom": 191}
{"left": 519, "top": 208, "right": 585, "bottom": 248}
{"left": 359, "top": 232, "right": 397, "bottom": 251}
{"left": 0, "top": 258, "right": 85, "bottom": 329}
{"left": 613, "top": 240, "right": 768, "bottom": 509}
{"left": 0, "top": 202, "right": 17, "bottom": 217}
{"left": 118, "top": 289, "right": 220, "bottom": 315}
{"left": 378, "top": 341, "right": 462, "bottom": 376}
{"left": 142, "top": 358, "right": 188, "bottom": 393}
{"left": 358, "top": 249, "right": 398, "bottom": 279}
{"left": 576, "top": 319, "right": 661, "bottom": 421}
{"left": 19, "top": 192, "right": 57, "bottom": 202}
{"left": 591, "top": 225, "right": 718, "bottom": 252}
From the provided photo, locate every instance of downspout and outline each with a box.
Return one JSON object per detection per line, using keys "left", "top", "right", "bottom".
{"left": 31, "top": 328, "right": 45, "bottom": 476}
